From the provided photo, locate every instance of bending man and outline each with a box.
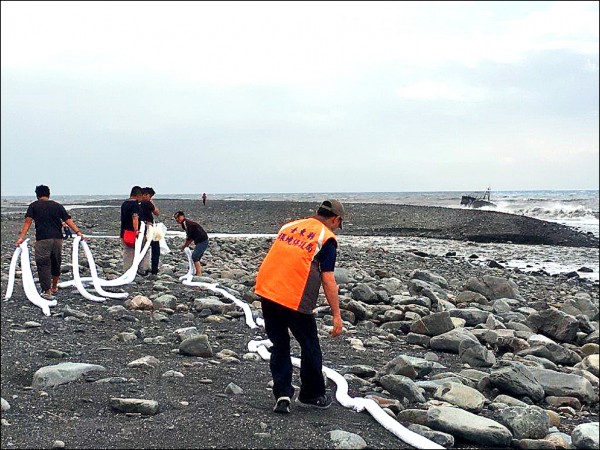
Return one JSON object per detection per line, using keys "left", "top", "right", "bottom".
{"left": 254, "top": 199, "right": 345, "bottom": 414}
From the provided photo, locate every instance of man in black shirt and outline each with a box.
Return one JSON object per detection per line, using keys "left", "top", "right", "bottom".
{"left": 139, "top": 187, "right": 160, "bottom": 277}
{"left": 16, "top": 185, "right": 84, "bottom": 299}
{"left": 173, "top": 211, "right": 209, "bottom": 276}
{"left": 120, "top": 186, "right": 142, "bottom": 271}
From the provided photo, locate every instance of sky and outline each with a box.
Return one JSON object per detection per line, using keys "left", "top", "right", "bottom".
{"left": 1, "top": 1, "right": 598, "bottom": 196}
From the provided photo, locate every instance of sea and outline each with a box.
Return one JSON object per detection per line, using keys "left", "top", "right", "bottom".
{"left": 2, "top": 190, "right": 598, "bottom": 282}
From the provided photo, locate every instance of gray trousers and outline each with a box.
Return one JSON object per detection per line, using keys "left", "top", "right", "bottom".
{"left": 122, "top": 241, "right": 150, "bottom": 274}
{"left": 34, "top": 239, "right": 63, "bottom": 292}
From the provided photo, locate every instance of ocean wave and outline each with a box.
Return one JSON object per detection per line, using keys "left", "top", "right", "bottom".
{"left": 495, "top": 202, "right": 599, "bottom": 220}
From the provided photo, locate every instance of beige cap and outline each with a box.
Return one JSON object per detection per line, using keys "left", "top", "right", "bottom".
{"left": 319, "top": 199, "right": 345, "bottom": 228}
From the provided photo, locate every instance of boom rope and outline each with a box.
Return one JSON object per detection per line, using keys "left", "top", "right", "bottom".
{"left": 178, "top": 248, "right": 444, "bottom": 449}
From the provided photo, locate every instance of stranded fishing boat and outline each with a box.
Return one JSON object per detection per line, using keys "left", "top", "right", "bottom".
{"left": 460, "top": 187, "right": 497, "bottom": 209}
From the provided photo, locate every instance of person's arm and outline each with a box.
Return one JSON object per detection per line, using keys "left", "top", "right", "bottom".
{"left": 321, "top": 271, "right": 343, "bottom": 337}
{"left": 180, "top": 238, "right": 193, "bottom": 250}
{"left": 16, "top": 217, "right": 34, "bottom": 246}
{"left": 180, "top": 231, "right": 193, "bottom": 250}
{"left": 64, "top": 218, "right": 84, "bottom": 239}
{"left": 132, "top": 214, "right": 139, "bottom": 233}
{"left": 151, "top": 200, "right": 159, "bottom": 216}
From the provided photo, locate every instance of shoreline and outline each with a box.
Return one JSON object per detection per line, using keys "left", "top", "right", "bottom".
{"left": 10, "top": 198, "right": 596, "bottom": 248}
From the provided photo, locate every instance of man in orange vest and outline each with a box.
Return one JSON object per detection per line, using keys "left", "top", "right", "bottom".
{"left": 254, "top": 199, "right": 345, "bottom": 414}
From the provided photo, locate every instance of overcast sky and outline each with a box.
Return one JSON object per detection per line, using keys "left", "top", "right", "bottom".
{"left": 1, "top": 1, "right": 598, "bottom": 196}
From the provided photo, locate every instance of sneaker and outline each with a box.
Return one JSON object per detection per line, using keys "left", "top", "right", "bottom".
{"left": 273, "top": 396, "right": 291, "bottom": 414}
{"left": 297, "top": 393, "right": 333, "bottom": 409}
{"left": 40, "top": 292, "right": 55, "bottom": 301}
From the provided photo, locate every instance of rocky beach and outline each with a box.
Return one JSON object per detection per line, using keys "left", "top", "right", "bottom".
{"left": 1, "top": 199, "right": 599, "bottom": 449}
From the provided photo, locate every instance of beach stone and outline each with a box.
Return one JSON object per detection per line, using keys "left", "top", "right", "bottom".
{"left": 577, "top": 354, "right": 599, "bottom": 376}
{"left": 110, "top": 398, "right": 158, "bottom": 415}
{"left": 179, "top": 334, "right": 213, "bottom": 357}
{"left": 409, "top": 270, "right": 449, "bottom": 289}
{"left": 545, "top": 396, "right": 581, "bottom": 410}
{"left": 582, "top": 330, "right": 600, "bottom": 345}
{"left": 494, "top": 394, "right": 528, "bottom": 407}
{"left": 508, "top": 321, "right": 533, "bottom": 333}
{"left": 455, "top": 290, "right": 489, "bottom": 305}
{"left": 562, "top": 293, "right": 599, "bottom": 321}
{"left": 405, "top": 333, "right": 431, "bottom": 347}
{"left": 1, "top": 398, "right": 10, "bottom": 412}
{"left": 517, "top": 343, "right": 581, "bottom": 366}
{"left": 448, "top": 308, "right": 490, "bottom": 326}
{"left": 522, "top": 355, "right": 558, "bottom": 371}
{"left": 351, "top": 283, "right": 378, "bottom": 304}
{"left": 383, "top": 355, "right": 444, "bottom": 379}
{"left": 489, "top": 361, "right": 545, "bottom": 402}
{"left": 173, "top": 326, "right": 201, "bottom": 342}
{"left": 429, "top": 328, "right": 479, "bottom": 353}
{"left": 333, "top": 268, "right": 351, "bottom": 285}
{"left": 459, "top": 338, "right": 496, "bottom": 368}
{"left": 426, "top": 406, "right": 512, "bottom": 447}
{"left": 571, "top": 422, "right": 599, "bottom": 449}
{"left": 526, "top": 308, "right": 579, "bottom": 343}
{"left": 397, "top": 409, "right": 429, "bottom": 426}
{"left": 434, "top": 382, "right": 486, "bottom": 412}
{"left": 379, "top": 374, "right": 426, "bottom": 403}
{"left": 127, "top": 295, "right": 154, "bottom": 310}
{"left": 517, "top": 439, "right": 557, "bottom": 449}
{"left": 407, "top": 424, "right": 454, "bottom": 448}
{"left": 464, "top": 275, "right": 521, "bottom": 300}
{"left": 407, "top": 279, "right": 445, "bottom": 309}
{"left": 344, "top": 300, "right": 371, "bottom": 321}
{"left": 152, "top": 294, "right": 177, "bottom": 309}
{"left": 493, "top": 298, "right": 514, "bottom": 314}
{"left": 529, "top": 367, "right": 597, "bottom": 404}
{"left": 544, "top": 431, "right": 572, "bottom": 449}
{"left": 193, "top": 297, "right": 235, "bottom": 314}
{"left": 32, "top": 362, "right": 106, "bottom": 389}
{"left": 496, "top": 406, "right": 550, "bottom": 439}
{"left": 225, "top": 382, "right": 243, "bottom": 395}
{"left": 410, "top": 311, "right": 455, "bottom": 337}
{"left": 329, "top": 430, "right": 367, "bottom": 449}
{"left": 377, "top": 277, "right": 405, "bottom": 295}
{"left": 127, "top": 355, "right": 160, "bottom": 369}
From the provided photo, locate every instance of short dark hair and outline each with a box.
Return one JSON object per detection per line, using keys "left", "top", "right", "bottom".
{"left": 173, "top": 211, "right": 185, "bottom": 219}
{"left": 142, "top": 187, "right": 155, "bottom": 197}
{"left": 130, "top": 185, "right": 143, "bottom": 197}
{"left": 317, "top": 207, "right": 337, "bottom": 219}
{"left": 35, "top": 185, "right": 50, "bottom": 198}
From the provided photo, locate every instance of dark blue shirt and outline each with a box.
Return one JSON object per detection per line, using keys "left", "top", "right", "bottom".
{"left": 316, "top": 238, "right": 337, "bottom": 272}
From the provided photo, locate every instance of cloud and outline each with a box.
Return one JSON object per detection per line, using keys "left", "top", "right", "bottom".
{"left": 395, "top": 81, "right": 488, "bottom": 102}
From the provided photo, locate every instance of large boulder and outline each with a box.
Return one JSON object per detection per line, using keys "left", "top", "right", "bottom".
{"left": 463, "top": 275, "right": 521, "bottom": 301}
{"left": 427, "top": 406, "right": 513, "bottom": 447}
{"left": 529, "top": 367, "right": 597, "bottom": 404}
{"left": 32, "top": 362, "right": 106, "bottom": 389}
{"left": 526, "top": 308, "right": 580, "bottom": 343}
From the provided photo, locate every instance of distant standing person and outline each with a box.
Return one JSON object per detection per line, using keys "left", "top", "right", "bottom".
{"left": 173, "top": 211, "right": 209, "bottom": 276}
{"left": 254, "top": 199, "right": 345, "bottom": 414}
{"left": 15, "top": 185, "right": 85, "bottom": 299}
{"left": 202, "top": 192, "right": 207, "bottom": 206}
{"left": 120, "top": 186, "right": 142, "bottom": 271}
{"left": 62, "top": 221, "right": 73, "bottom": 239}
{"left": 139, "top": 186, "right": 160, "bottom": 277}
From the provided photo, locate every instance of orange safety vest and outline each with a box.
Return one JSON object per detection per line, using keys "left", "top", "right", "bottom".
{"left": 255, "top": 217, "right": 337, "bottom": 314}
